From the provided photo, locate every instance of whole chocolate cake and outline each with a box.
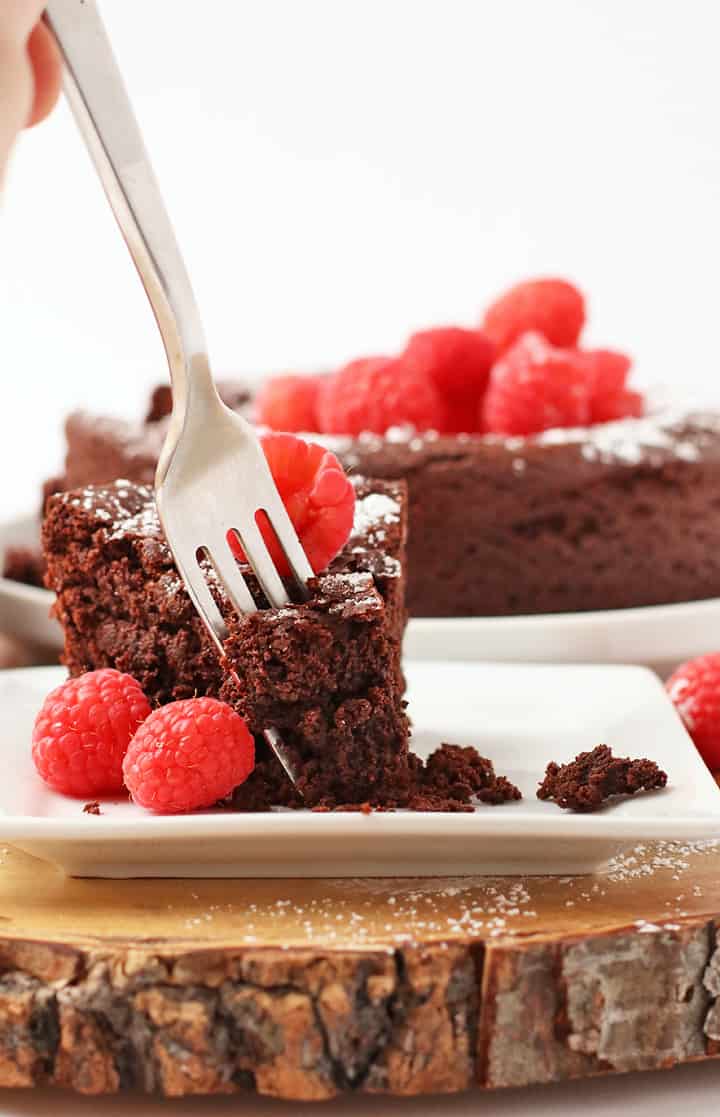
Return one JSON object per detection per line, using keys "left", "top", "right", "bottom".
{"left": 51, "top": 402, "right": 720, "bottom": 618}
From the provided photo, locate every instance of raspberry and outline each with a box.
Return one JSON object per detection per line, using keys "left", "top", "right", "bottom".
{"left": 123, "top": 697, "right": 254, "bottom": 813}
{"left": 483, "top": 278, "right": 586, "bottom": 354}
{"left": 481, "top": 331, "right": 591, "bottom": 436}
{"left": 580, "top": 348, "right": 632, "bottom": 398}
{"left": 666, "top": 654, "right": 720, "bottom": 770}
{"left": 316, "top": 355, "right": 443, "bottom": 435}
{"left": 255, "top": 374, "right": 322, "bottom": 432}
{"left": 575, "top": 348, "right": 643, "bottom": 424}
{"left": 403, "top": 327, "right": 495, "bottom": 432}
{"left": 230, "top": 432, "right": 355, "bottom": 575}
{"left": 590, "top": 387, "right": 644, "bottom": 425}
{"left": 32, "top": 669, "right": 151, "bottom": 797}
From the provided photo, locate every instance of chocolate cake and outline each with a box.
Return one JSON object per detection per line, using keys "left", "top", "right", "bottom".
{"left": 43, "top": 476, "right": 413, "bottom": 807}
{"left": 54, "top": 400, "right": 720, "bottom": 618}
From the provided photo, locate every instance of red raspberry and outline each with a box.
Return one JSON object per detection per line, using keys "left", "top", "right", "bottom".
{"left": 575, "top": 348, "right": 643, "bottom": 423}
{"left": 230, "top": 432, "right": 355, "bottom": 575}
{"left": 580, "top": 348, "right": 632, "bottom": 398}
{"left": 123, "top": 697, "right": 254, "bottom": 813}
{"left": 590, "top": 388, "right": 644, "bottom": 425}
{"left": 666, "top": 654, "right": 720, "bottom": 770}
{"left": 255, "top": 374, "right": 322, "bottom": 432}
{"left": 483, "top": 278, "right": 586, "bottom": 354}
{"left": 482, "top": 331, "right": 591, "bottom": 436}
{"left": 32, "top": 669, "right": 151, "bottom": 797}
{"left": 403, "top": 327, "right": 495, "bottom": 432}
{"left": 316, "top": 355, "right": 443, "bottom": 435}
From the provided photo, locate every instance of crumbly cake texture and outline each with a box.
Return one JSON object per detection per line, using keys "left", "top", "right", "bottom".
{"left": 56, "top": 399, "right": 720, "bottom": 617}
{"left": 43, "top": 476, "right": 410, "bottom": 808}
{"left": 537, "top": 744, "right": 668, "bottom": 812}
{"left": 230, "top": 743, "right": 522, "bottom": 814}
{"left": 2, "top": 546, "right": 45, "bottom": 587}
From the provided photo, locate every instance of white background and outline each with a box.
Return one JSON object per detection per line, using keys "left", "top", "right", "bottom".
{"left": 2, "top": 2, "right": 720, "bottom": 1111}
{"left": 3, "top": 0, "right": 720, "bottom": 520}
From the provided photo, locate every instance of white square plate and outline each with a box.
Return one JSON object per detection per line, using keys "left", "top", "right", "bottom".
{"left": 1, "top": 662, "right": 718, "bottom": 878}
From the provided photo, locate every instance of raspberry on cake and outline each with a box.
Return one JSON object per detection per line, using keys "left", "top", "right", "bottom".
{"left": 52, "top": 275, "right": 720, "bottom": 622}
{"left": 316, "top": 355, "right": 443, "bottom": 435}
{"left": 579, "top": 348, "right": 643, "bottom": 424}
{"left": 255, "top": 374, "right": 322, "bottom": 433}
{"left": 482, "top": 331, "right": 591, "bottom": 435}
{"left": 590, "top": 388, "right": 644, "bottom": 424}
{"left": 403, "top": 326, "right": 495, "bottom": 433}
{"left": 482, "top": 277, "right": 586, "bottom": 353}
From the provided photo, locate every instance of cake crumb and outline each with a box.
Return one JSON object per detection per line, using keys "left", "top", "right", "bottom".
{"left": 409, "top": 743, "right": 522, "bottom": 811}
{"left": 83, "top": 801, "right": 101, "bottom": 815}
{"left": 537, "top": 744, "right": 667, "bottom": 812}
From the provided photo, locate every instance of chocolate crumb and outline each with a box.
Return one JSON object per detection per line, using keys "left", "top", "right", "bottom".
{"left": 537, "top": 744, "right": 668, "bottom": 812}
{"left": 418, "top": 743, "right": 522, "bottom": 807}
{"left": 83, "top": 801, "right": 101, "bottom": 815}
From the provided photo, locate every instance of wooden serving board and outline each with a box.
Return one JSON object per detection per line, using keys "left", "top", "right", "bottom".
{"left": 0, "top": 841, "right": 718, "bottom": 1101}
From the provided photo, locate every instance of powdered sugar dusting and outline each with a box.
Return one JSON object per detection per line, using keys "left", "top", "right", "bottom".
{"left": 352, "top": 491, "right": 400, "bottom": 545}
{"left": 108, "top": 504, "right": 162, "bottom": 541}
{"left": 66, "top": 481, "right": 161, "bottom": 538}
{"left": 332, "top": 406, "right": 720, "bottom": 471}
{"left": 314, "top": 571, "right": 382, "bottom": 616}
{"left": 160, "top": 840, "right": 720, "bottom": 948}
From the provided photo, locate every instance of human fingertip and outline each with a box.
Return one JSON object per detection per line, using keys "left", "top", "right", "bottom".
{"left": 26, "top": 20, "right": 62, "bottom": 127}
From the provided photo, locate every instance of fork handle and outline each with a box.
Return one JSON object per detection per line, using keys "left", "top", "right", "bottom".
{"left": 44, "top": 1, "right": 217, "bottom": 445}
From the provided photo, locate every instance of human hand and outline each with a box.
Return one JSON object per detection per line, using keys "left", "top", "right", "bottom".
{"left": 0, "top": 2, "right": 61, "bottom": 183}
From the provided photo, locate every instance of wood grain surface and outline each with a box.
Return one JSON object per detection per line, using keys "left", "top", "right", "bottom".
{"left": 0, "top": 841, "right": 716, "bottom": 1099}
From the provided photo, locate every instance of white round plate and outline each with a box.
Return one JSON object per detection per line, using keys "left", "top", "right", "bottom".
{"left": 0, "top": 516, "right": 59, "bottom": 651}
{"left": 2, "top": 514, "right": 719, "bottom": 674}
{"left": 404, "top": 599, "right": 720, "bottom": 677}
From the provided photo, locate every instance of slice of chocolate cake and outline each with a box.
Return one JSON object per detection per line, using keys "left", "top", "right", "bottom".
{"left": 43, "top": 476, "right": 410, "bottom": 807}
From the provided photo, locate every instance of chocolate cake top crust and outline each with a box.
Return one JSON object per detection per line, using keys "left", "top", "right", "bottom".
{"left": 332, "top": 407, "right": 720, "bottom": 475}
{"left": 58, "top": 399, "right": 720, "bottom": 619}
{"left": 65, "top": 404, "right": 720, "bottom": 488}
{"left": 537, "top": 745, "right": 668, "bottom": 812}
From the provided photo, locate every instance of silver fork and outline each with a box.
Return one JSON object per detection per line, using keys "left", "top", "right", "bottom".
{"left": 45, "top": 1, "right": 315, "bottom": 787}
